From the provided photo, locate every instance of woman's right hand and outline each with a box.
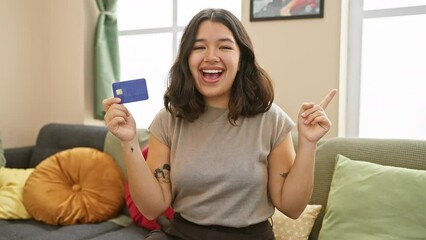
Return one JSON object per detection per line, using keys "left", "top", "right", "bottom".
{"left": 102, "top": 97, "right": 137, "bottom": 143}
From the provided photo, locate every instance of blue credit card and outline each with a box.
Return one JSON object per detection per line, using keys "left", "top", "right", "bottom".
{"left": 112, "top": 78, "right": 149, "bottom": 103}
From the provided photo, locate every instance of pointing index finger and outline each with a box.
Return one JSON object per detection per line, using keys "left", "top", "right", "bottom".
{"left": 319, "top": 89, "right": 337, "bottom": 109}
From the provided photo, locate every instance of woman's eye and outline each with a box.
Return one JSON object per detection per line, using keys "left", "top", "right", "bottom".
{"left": 193, "top": 46, "right": 205, "bottom": 50}
{"left": 220, "top": 46, "right": 233, "bottom": 50}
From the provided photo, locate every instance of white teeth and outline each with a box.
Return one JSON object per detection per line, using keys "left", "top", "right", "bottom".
{"left": 202, "top": 69, "right": 223, "bottom": 74}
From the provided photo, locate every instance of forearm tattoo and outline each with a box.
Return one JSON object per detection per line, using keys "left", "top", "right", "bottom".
{"left": 154, "top": 164, "right": 171, "bottom": 184}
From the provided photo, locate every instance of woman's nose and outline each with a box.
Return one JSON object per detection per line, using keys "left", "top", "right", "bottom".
{"left": 203, "top": 49, "right": 220, "bottom": 62}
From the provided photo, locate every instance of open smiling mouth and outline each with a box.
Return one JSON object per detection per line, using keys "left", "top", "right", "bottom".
{"left": 202, "top": 69, "right": 223, "bottom": 83}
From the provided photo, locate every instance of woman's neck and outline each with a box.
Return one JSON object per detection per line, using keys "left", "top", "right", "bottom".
{"left": 204, "top": 96, "right": 229, "bottom": 109}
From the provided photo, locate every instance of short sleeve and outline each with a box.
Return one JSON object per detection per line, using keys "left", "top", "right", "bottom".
{"left": 149, "top": 108, "right": 174, "bottom": 147}
{"left": 269, "top": 104, "right": 295, "bottom": 150}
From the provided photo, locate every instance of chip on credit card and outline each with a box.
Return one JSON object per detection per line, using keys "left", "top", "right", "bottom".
{"left": 112, "top": 78, "right": 149, "bottom": 103}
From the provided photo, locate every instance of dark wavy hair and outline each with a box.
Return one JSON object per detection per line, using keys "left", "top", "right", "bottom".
{"left": 164, "top": 8, "right": 274, "bottom": 124}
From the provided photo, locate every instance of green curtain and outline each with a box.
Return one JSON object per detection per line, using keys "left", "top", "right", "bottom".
{"left": 0, "top": 131, "right": 6, "bottom": 167}
{"left": 94, "top": 0, "right": 120, "bottom": 120}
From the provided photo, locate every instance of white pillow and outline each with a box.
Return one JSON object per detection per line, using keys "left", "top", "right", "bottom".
{"left": 272, "top": 205, "right": 322, "bottom": 240}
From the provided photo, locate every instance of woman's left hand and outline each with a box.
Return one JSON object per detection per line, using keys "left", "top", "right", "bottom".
{"left": 297, "top": 89, "right": 337, "bottom": 143}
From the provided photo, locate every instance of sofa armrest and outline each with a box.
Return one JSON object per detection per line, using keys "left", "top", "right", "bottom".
{"left": 4, "top": 146, "right": 34, "bottom": 168}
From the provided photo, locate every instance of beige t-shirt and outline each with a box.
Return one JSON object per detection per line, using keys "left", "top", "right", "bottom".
{"left": 149, "top": 103, "right": 295, "bottom": 227}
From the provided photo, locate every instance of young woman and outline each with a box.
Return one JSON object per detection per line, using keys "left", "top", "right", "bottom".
{"left": 103, "top": 8, "right": 336, "bottom": 240}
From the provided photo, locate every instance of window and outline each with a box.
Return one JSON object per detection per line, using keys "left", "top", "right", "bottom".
{"left": 346, "top": 0, "right": 426, "bottom": 140}
{"left": 117, "top": 1, "right": 241, "bottom": 128}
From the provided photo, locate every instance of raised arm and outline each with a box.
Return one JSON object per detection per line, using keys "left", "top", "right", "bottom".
{"left": 268, "top": 89, "right": 337, "bottom": 219}
{"left": 102, "top": 97, "right": 172, "bottom": 220}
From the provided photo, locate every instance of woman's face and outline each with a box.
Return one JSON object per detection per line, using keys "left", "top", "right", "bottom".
{"left": 188, "top": 20, "right": 240, "bottom": 108}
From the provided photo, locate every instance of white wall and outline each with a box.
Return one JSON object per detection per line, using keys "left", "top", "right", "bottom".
{"left": 242, "top": 1, "right": 341, "bottom": 138}
{"left": 0, "top": 0, "right": 89, "bottom": 148}
{"left": 0, "top": 0, "right": 342, "bottom": 148}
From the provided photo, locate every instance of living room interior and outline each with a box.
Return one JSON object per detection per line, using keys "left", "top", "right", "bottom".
{"left": 2, "top": 1, "right": 425, "bottom": 146}
{"left": 1, "top": 0, "right": 343, "bottom": 148}
{"left": 1, "top": 1, "right": 425, "bottom": 240}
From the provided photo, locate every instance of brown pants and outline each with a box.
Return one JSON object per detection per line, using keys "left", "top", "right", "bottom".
{"left": 144, "top": 213, "right": 275, "bottom": 240}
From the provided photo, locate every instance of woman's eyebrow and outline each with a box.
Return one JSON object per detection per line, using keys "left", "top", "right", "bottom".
{"left": 218, "top": 38, "right": 235, "bottom": 43}
{"left": 194, "top": 38, "right": 235, "bottom": 44}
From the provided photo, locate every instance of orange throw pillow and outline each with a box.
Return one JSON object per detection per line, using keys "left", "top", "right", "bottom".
{"left": 23, "top": 147, "right": 124, "bottom": 225}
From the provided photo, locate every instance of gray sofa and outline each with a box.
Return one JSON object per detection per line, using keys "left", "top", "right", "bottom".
{"left": 3, "top": 123, "right": 426, "bottom": 240}
{"left": 1, "top": 123, "right": 150, "bottom": 240}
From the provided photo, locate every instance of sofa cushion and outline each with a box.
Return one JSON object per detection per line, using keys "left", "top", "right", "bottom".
{"left": 318, "top": 154, "right": 426, "bottom": 240}
{"left": 272, "top": 205, "right": 322, "bottom": 240}
{"left": 29, "top": 123, "right": 108, "bottom": 168}
{"left": 103, "top": 128, "right": 150, "bottom": 178}
{"left": 310, "top": 137, "right": 426, "bottom": 239}
{"left": 0, "top": 168, "right": 34, "bottom": 219}
{"left": 0, "top": 218, "right": 150, "bottom": 240}
{"left": 23, "top": 147, "right": 125, "bottom": 225}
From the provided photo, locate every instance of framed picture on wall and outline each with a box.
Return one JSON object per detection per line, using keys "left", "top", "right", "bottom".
{"left": 250, "top": 0, "right": 324, "bottom": 21}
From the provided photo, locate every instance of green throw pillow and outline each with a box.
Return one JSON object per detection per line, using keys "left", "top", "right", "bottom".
{"left": 0, "top": 131, "right": 6, "bottom": 167}
{"left": 103, "top": 128, "right": 150, "bottom": 178}
{"left": 318, "top": 154, "right": 426, "bottom": 240}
